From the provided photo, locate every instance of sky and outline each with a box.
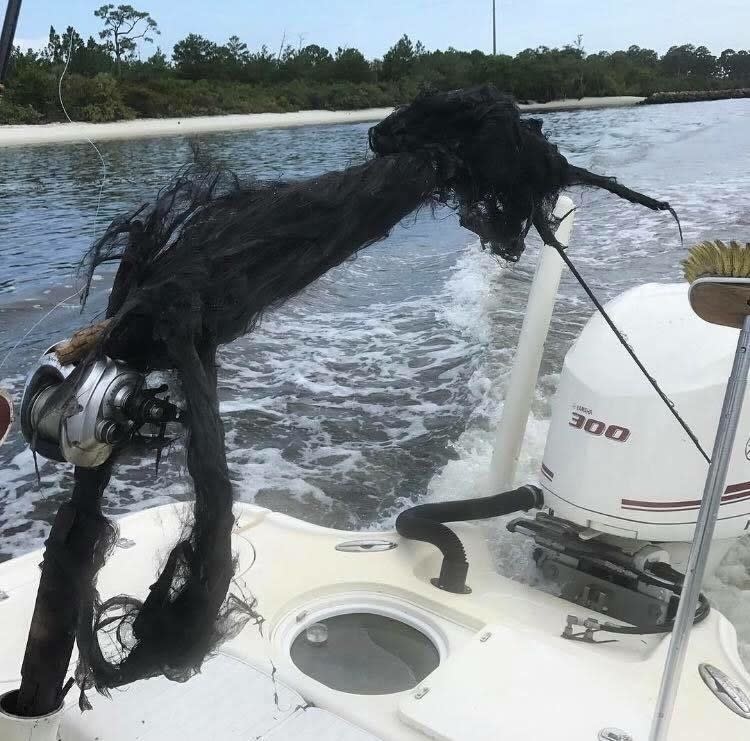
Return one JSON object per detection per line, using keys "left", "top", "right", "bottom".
{"left": 13, "top": 0, "right": 750, "bottom": 60}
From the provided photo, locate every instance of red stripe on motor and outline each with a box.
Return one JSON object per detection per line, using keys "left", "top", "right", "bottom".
{"left": 622, "top": 497, "right": 701, "bottom": 509}
{"left": 621, "top": 491, "right": 750, "bottom": 511}
{"left": 725, "top": 480, "right": 750, "bottom": 494}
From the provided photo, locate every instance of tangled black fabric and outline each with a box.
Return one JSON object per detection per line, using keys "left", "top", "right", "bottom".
{"left": 369, "top": 85, "right": 678, "bottom": 259}
{"left": 55, "top": 85, "right": 677, "bottom": 702}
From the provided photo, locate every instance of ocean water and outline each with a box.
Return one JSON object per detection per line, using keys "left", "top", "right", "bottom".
{"left": 1, "top": 99, "right": 749, "bottom": 666}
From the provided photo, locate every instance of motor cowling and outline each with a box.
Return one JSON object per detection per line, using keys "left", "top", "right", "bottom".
{"left": 540, "top": 282, "right": 750, "bottom": 543}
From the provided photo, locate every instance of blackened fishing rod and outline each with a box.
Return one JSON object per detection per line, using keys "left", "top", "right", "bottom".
{"left": 0, "top": 0, "right": 22, "bottom": 85}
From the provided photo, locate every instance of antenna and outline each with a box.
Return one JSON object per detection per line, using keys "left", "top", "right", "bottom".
{"left": 492, "top": 0, "right": 497, "bottom": 55}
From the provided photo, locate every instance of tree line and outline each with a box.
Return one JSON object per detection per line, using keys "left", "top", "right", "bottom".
{"left": 1, "top": 3, "right": 749, "bottom": 124}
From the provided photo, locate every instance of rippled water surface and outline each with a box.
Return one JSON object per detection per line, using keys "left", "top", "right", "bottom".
{"left": 2, "top": 100, "right": 750, "bottom": 664}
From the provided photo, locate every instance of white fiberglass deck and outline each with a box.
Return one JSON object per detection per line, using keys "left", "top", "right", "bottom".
{"left": 62, "top": 653, "right": 380, "bottom": 741}
{"left": 1, "top": 502, "right": 748, "bottom": 740}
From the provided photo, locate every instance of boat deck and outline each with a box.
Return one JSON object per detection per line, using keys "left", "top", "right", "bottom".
{"left": 1, "top": 502, "right": 748, "bottom": 739}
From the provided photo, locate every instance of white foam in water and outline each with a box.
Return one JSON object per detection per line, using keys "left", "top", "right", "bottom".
{"left": 0, "top": 446, "right": 69, "bottom": 556}
{"left": 424, "top": 245, "right": 553, "bottom": 582}
{"left": 428, "top": 247, "right": 503, "bottom": 497}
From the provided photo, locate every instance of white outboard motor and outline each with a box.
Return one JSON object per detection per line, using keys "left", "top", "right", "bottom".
{"left": 540, "top": 282, "right": 750, "bottom": 556}
{"left": 506, "top": 280, "right": 747, "bottom": 630}
{"left": 491, "top": 207, "right": 744, "bottom": 632}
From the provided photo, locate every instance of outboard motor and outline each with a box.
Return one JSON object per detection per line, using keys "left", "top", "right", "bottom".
{"left": 510, "top": 282, "right": 749, "bottom": 630}
{"left": 541, "top": 282, "right": 749, "bottom": 548}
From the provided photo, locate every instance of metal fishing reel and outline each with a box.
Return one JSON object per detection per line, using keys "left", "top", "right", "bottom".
{"left": 20, "top": 346, "right": 180, "bottom": 468}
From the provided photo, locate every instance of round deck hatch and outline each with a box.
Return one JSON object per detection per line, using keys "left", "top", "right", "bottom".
{"left": 290, "top": 612, "right": 439, "bottom": 694}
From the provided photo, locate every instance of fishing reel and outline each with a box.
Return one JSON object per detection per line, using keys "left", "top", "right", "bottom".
{"left": 20, "top": 346, "right": 181, "bottom": 468}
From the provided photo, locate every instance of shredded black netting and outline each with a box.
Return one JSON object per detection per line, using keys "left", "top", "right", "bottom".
{"left": 25, "top": 85, "right": 678, "bottom": 708}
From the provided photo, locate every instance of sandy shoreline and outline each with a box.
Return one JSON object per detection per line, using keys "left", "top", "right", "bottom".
{"left": 0, "top": 96, "right": 644, "bottom": 148}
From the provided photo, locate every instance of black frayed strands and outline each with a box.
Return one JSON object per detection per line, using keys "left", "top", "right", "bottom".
{"left": 19, "top": 85, "right": 680, "bottom": 711}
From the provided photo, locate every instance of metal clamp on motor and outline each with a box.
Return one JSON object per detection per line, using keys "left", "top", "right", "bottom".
{"left": 20, "top": 346, "right": 180, "bottom": 468}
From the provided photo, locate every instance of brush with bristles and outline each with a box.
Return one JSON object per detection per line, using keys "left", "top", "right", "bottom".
{"left": 684, "top": 240, "right": 750, "bottom": 329}
{"left": 683, "top": 240, "right": 750, "bottom": 283}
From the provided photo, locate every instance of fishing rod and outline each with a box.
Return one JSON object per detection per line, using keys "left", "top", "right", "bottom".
{"left": 0, "top": 0, "right": 22, "bottom": 86}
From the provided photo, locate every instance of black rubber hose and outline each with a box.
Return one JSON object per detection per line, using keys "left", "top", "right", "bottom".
{"left": 396, "top": 485, "right": 543, "bottom": 593}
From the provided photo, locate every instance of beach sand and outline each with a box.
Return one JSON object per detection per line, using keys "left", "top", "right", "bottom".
{"left": 0, "top": 96, "right": 644, "bottom": 148}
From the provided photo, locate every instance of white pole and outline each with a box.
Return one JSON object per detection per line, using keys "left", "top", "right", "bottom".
{"left": 650, "top": 313, "right": 750, "bottom": 740}
{"left": 488, "top": 195, "right": 575, "bottom": 492}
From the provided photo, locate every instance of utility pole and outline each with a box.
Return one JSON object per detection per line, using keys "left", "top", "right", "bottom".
{"left": 492, "top": 0, "right": 496, "bottom": 55}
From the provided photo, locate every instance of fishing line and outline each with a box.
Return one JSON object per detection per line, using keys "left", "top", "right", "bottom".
{"left": 0, "top": 33, "right": 108, "bottom": 373}
{"left": 58, "top": 32, "right": 108, "bottom": 248}
{"left": 0, "top": 290, "right": 81, "bottom": 371}
{"left": 550, "top": 224, "right": 712, "bottom": 464}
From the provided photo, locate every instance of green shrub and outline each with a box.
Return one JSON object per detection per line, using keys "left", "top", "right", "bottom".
{"left": 6, "top": 66, "right": 57, "bottom": 108}
{"left": 0, "top": 97, "right": 43, "bottom": 124}
{"left": 59, "top": 74, "right": 133, "bottom": 122}
{"left": 120, "top": 82, "right": 171, "bottom": 117}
